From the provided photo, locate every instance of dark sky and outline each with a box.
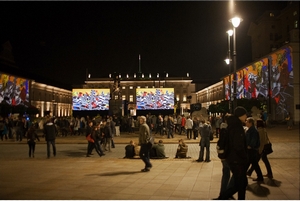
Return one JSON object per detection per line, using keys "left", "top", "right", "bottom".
{"left": 1, "top": 1, "right": 288, "bottom": 88}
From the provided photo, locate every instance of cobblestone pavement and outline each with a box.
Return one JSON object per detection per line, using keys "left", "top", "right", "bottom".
{"left": 0, "top": 124, "right": 299, "bottom": 200}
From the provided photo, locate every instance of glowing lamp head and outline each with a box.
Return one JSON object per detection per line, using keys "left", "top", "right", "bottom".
{"left": 227, "top": 30, "right": 233, "bottom": 36}
{"left": 230, "top": 17, "right": 242, "bottom": 28}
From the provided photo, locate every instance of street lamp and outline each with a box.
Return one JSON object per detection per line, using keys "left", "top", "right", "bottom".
{"left": 226, "top": 29, "right": 233, "bottom": 113}
{"left": 229, "top": 16, "right": 242, "bottom": 110}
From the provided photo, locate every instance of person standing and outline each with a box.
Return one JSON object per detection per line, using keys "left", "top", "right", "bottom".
{"left": 218, "top": 106, "right": 248, "bottom": 200}
{"left": 197, "top": 120, "right": 212, "bottom": 162}
{"left": 167, "top": 116, "right": 174, "bottom": 138}
{"left": 155, "top": 115, "right": 163, "bottom": 135}
{"left": 103, "top": 121, "right": 113, "bottom": 152}
{"left": 43, "top": 117, "right": 57, "bottom": 159}
{"left": 192, "top": 117, "right": 200, "bottom": 139}
{"left": 176, "top": 115, "right": 182, "bottom": 134}
{"left": 185, "top": 116, "right": 193, "bottom": 140}
{"left": 180, "top": 115, "right": 186, "bottom": 135}
{"left": 138, "top": 116, "right": 152, "bottom": 172}
{"left": 215, "top": 116, "right": 222, "bottom": 138}
{"left": 245, "top": 117, "right": 264, "bottom": 182}
{"left": 26, "top": 125, "right": 40, "bottom": 158}
{"left": 15, "top": 116, "right": 24, "bottom": 141}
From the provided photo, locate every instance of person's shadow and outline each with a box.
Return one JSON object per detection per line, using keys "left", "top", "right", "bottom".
{"left": 247, "top": 178, "right": 281, "bottom": 197}
{"left": 87, "top": 171, "right": 143, "bottom": 176}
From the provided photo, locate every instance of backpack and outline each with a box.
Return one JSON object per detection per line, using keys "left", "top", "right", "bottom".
{"left": 216, "top": 127, "right": 229, "bottom": 160}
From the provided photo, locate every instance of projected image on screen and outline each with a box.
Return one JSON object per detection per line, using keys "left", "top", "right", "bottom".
{"left": 72, "top": 89, "right": 110, "bottom": 110}
{"left": 136, "top": 88, "right": 174, "bottom": 110}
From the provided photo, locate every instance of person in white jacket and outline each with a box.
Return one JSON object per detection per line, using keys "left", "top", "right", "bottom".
{"left": 185, "top": 116, "right": 193, "bottom": 140}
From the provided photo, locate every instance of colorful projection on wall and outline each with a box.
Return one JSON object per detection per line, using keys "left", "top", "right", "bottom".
{"left": 269, "top": 47, "right": 293, "bottom": 116}
{"left": 0, "top": 73, "right": 29, "bottom": 106}
{"left": 243, "top": 58, "right": 269, "bottom": 99}
{"left": 224, "top": 46, "right": 293, "bottom": 118}
{"left": 136, "top": 88, "right": 174, "bottom": 110}
{"left": 72, "top": 89, "right": 110, "bottom": 111}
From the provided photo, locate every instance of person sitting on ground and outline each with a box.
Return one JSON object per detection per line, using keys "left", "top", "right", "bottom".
{"left": 151, "top": 140, "right": 166, "bottom": 158}
{"left": 175, "top": 139, "right": 188, "bottom": 158}
{"left": 124, "top": 140, "right": 136, "bottom": 158}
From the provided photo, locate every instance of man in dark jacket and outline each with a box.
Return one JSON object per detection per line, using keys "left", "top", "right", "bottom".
{"left": 218, "top": 106, "right": 248, "bottom": 200}
{"left": 43, "top": 117, "right": 57, "bottom": 159}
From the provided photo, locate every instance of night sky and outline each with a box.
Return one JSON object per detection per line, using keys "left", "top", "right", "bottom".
{"left": 1, "top": 1, "right": 288, "bottom": 88}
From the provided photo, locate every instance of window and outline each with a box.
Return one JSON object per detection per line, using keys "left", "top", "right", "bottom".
{"left": 114, "top": 95, "right": 118, "bottom": 100}
{"left": 137, "top": 86, "right": 140, "bottom": 88}
{"left": 183, "top": 95, "right": 187, "bottom": 102}
{"left": 145, "top": 86, "right": 148, "bottom": 88}
{"left": 269, "top": 12, "right": 274, "bottom": 17}
{"left": 122, "top": 95, "right": 126, "bottom": 100}
{"left": 293, "top": 11, "right": 297, "bottom": 16}
{"left": 176, "top": 95, "right": 179, "bottom": 101}
{"left": 122, "top": 86, "right": 126, "bottom": 89}
{"left": 129, "top": 86, "right": 133, "bottom": 89}
{"left": 129, "top": 95, "right": 133, "bottom": 102}
{"left": 295, "top": 20, "right": 298, "bottom": 29}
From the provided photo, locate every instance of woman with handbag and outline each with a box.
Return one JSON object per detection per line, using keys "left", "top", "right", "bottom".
{"left": 247, "top": 119, "right": 273, "bottom": 179}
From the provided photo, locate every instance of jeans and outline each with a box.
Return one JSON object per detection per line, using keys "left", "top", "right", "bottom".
{"left": 28, "top": 141, "right": 36, "bottom": 157}
{"left": 248, "top": 152, "right": 273, "bottom": 177}
{"left": 139, "top": 143, "right": 152, "bottom": 168}
{"left": 168, "top": 128, "right": 174, "bottom": 138}
{"left": 247, "top": 149, "right": 263, "bottom": 180}
{"left": 220, "top": 162, "right": 248, "bottom": 200}
{"left": 220, "top": 160, "right": 234, "bottom": 195}
{"left": 186, "top": 129, "right": 193, "bottom": 139}
{"left": 46, "top": 140, "right": 56, "bottom": 158}
{"left": 199, "top": 138, "right": 210, "bottom": 161}
{"left": 105, "top": 138, "right": 112, "bottom": 151}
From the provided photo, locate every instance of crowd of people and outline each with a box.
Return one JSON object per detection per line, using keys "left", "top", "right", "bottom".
{"left": 0, "top": 108, "right": 281, "bottom": 199}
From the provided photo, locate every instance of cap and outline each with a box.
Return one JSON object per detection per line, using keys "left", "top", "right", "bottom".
{"left": 234, "top": 106, "right": 247, "bottom": 117}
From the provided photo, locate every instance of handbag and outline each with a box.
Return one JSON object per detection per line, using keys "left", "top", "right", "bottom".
{"left": 263, "top": 143, "right": 273, "bottom": 155}
{"left": 147, "top": 136, "right": 154, "bottom": 148}
{"left": 86, "top": 134, "right": 94, "bottom": 143}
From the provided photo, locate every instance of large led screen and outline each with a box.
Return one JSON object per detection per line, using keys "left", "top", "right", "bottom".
{"left": 0, "top": 73, "right": 29, "bottom": 106}
{"left": 136, "top": 88, "right": 174, "bottom": 110}
{"left": 72, "top": 89, "right": 110, "bottom": 110}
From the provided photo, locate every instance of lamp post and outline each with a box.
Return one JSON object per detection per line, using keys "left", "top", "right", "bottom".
{"left": 229, "top": 16, "right": 242, "bottom": 110}
{"left": 225, "top": 29, "right": 233, "bottom": 113}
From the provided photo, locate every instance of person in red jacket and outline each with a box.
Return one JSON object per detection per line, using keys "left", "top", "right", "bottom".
{"left": 180, "top": 115, "right": 186, "bottom": 135}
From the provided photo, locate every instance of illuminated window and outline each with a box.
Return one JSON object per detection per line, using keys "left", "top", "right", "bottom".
{"left": 293, "top": 11, "right": 297, "bottom": 16}
{"left": 137, "top": 86, "right": 140, "bottom": 88}
{"left": 183, "top": 95, "right": 187, "bottom": 102}
{"left": 129, "top": 95, "right": 133, "bottom": 102}
{"left": 122, "top": 95, "right": 126, "bottom": 100}
{"left": 114, "top": 95, "right": 118, "bottom": 100}
{"left": 129, "top": 86, "right": 133, "bottom": 89}
{"left": 269, "top": 12, "right": 274, "bottom": 17}
{"left": 295, "top": 20, "right": 298, "bottom": 29}
{"left": 122, "top": 86, "right": 126, "bottom": 89}
{"left": 176, "top": 95, "right": 179, "bottom": 101}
